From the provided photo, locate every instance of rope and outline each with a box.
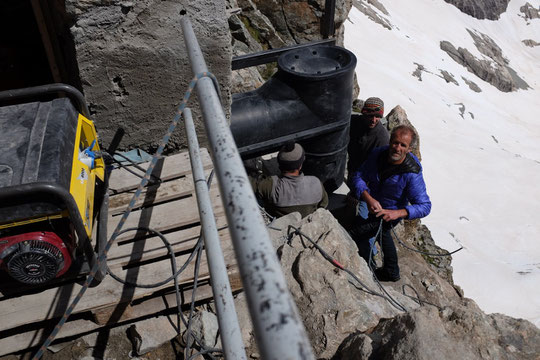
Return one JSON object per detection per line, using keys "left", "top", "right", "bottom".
{"left": 365, "top": 220, "right": 407, "bottom": 311}
{"left": 32, "top": 71, "right": 218, "bottom": 359}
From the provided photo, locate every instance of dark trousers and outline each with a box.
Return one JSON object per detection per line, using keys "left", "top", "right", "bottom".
{"left": 349, "top": 215, "right": 400, "bottom": 278}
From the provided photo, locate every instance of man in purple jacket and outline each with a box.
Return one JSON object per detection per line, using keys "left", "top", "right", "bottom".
{"left": 349, "top": 125, "right": 431, "bottom": 282}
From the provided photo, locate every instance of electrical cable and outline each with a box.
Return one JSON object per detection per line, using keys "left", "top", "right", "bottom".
{"left": 31, "top": 71, "right": 220, "bottom": 360}
{"left": 401, "top": 284, "right": 442, "bottom": 310}
{"left": 105, "top": 173, "right": 222, "bottom": 358}
{"left": 262, "top": 205, "right": 449, "bottom": 316}
{"left": 185, "top": 236, "right": 203, "bottom": 358}
{"left": 286, "top": 225, "right": 407, "bottom": 312}
{"left": 106, "top": 229, "right": 203, "bottom": 288}
{"left": 371, "top": 219, "right": 451, "bottom": 311}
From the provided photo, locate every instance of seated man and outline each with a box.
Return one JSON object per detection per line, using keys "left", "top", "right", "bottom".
{"left": 249, "top": 142, "right": 328, "bottom": 218}
{"left": 349, "top": 125, "right": 431, "bottom": 282}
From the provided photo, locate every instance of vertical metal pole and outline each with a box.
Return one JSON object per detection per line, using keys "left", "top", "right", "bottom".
{"left": 180, "top": 17, "right": 315, "bottom": 360}
{"left": 184, "top": 108, "right": 247, "bottom": 360}
{"left": 321, "top": 0, "right": 336, "bottom": 39}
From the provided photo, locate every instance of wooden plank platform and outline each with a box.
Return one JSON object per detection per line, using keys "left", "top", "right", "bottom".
{"left": 0, "top": 149, "right": 241, "bottom": 356}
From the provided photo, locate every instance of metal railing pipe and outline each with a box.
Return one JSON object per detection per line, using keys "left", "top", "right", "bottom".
{"left": 180, "top": 17, "right": 315, "bottom": 360}
{"left": 183, "top": 108, "right": 247, "bottom": 360}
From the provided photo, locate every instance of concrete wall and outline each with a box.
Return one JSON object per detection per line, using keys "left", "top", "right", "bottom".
{"left": 66, "top": 0, "right": 231, "bottom": 152}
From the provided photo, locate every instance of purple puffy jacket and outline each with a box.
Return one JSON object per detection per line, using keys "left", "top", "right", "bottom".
{"left": 350, "top": 146, "right": 431, "bottom": 220}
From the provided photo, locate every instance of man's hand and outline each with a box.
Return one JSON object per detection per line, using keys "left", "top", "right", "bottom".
{"left": 375, "top": 209, "right": 408, "bottom": 222}
{"left": 361, "top": 191, "right": 382, "bottom": 214}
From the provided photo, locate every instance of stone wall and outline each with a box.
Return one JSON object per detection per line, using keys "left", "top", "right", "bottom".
{"left": 66, "top": 0, "right": 231, "bottom": 151}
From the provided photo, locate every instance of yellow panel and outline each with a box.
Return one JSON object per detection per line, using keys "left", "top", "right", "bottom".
{"left": 69, "top": 114, "right": 105, "bottom": 236}
{"left": 0, "top": 213, "right": 66, "bottom": 230}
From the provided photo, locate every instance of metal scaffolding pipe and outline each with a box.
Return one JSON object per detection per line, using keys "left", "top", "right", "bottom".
{"left": 180, "top": 17, "right": 314, "bottom": 360}
{"left": 183, "top": 108, "right": 247, "bottom": 360}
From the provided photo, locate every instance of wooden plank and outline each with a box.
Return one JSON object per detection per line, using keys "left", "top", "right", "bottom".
{"left": 0, "top": 149, "right": 241, "bottom": 355}
{"left": 106, "top": 226, "right": 231, "bottom": 269}
{"left": 0, "top": 232, "right": 236, "bottom": 332}
{"left": 108, "top": 150, "right": 212, "bottom": 194}
{"left": 106, "top": 216, "right": 229, "bottom": 264}
{"left": 92, "top": 268, "right": 242, "bottom": 325}
{"left": 106, "top": 187, "right": 224, "bottom": 241}
{"left": 109, "top": 176, "right": 192, "bottom": 215}
{"left": 0, "top": 268, "right": 242, "bottom": 356}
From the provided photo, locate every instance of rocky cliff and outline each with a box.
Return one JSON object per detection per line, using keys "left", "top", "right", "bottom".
{"left": 443, "top": 0, "right": 510, "bottom": 20}
{"left": 440, "top": 29, "right": 530, "bottom": 92}
{"left": 214, "top": 103, "right": 540, "bottom": 359}
{"left": 227, "top": 0, "right": 353, "bottom": 93}
{"left": 230, "top": 207, "right": 540, "bottom": 359}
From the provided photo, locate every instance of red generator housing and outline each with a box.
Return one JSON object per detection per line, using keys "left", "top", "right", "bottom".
{"left": 0, "top": 231, "right": 74, "bottom": 284}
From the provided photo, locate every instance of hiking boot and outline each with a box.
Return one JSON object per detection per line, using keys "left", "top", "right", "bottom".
{"left": 374, "top": 267, "right": 400, "bottom": 282}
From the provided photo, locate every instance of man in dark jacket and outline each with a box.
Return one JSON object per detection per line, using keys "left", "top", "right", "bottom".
{"left": 347, "top": 97, "right": 390, "bottom": 178}
{"left": 349, "top": 125, "right": 431, "bottom": 282}
{"left": 250, "top": 142, "right": 328, "bottom": 218}
{"left": 344, "top": 97, "right": 390, "bottom": 228}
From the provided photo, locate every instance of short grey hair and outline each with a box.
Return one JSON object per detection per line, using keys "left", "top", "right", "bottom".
{"left": 390, "top": 125, "right": 417, "bottom": 147}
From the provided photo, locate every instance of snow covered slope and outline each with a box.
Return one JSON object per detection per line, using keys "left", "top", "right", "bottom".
{"left": 345, "top": 0, "right": 540, "bottom": 327}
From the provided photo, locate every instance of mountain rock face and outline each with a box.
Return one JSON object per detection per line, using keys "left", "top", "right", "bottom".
{"left": 66, "top": 0, "right": 232, "bottom": 151}
{"left": 352, "top": 0, "right": 392, "bottom": 30}
{"left": 229, "top": 105, "right": 540, "bottom": 358}
{"left": 336, "top": 301, "right": 540, "bottom": 360}
{"left": 443, "top": 0, "right": 510, "bottom": 20}
{"left": 523, "top": 39, "right": 540, "bottom": 47}
{"left": 440, "top": 28, "right": 530, "bottom": 92}
{"left": 520, "top": 2, "right": 540, "bottom": 21}
{"left": 227, "top": 0, "right": 353, "bottom": 93}
{"left": 461, "top": 76, "right": 483, "bottom": 92}
{"left": 238, "top": 208, "right": 540, "bottom": 359}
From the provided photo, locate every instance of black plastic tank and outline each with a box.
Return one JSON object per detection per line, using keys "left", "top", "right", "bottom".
{"left": 231, "top": 45, "right": 357, "bottom": 191}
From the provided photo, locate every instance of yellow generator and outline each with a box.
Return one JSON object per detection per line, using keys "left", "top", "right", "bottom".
{"left": 0, "top": 84, "right": 108, "bottom": 286}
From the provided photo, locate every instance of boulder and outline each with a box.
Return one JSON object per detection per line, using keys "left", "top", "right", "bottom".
{"left": 335, "top": 301, "right": 540, "bottom": 360}
{"left": 183, "top": 310, "right": 220, "bottom": 349}
{"left": 127, "top": 317, "right": 178, "bottom": 355}
{"left": 272, "top": 209, "right": 419, "bottom": 358}
{"left": 385, "top": 105, "right": 422, "bottom": 161}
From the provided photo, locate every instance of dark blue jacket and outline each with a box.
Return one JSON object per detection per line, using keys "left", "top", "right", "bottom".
{"left": 350, "top": 146, "right": 431, "bottom": 220}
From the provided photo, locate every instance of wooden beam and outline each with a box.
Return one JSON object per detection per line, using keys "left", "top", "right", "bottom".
{"left": 30, "top": 0, "right": 62, "bottom": 83}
